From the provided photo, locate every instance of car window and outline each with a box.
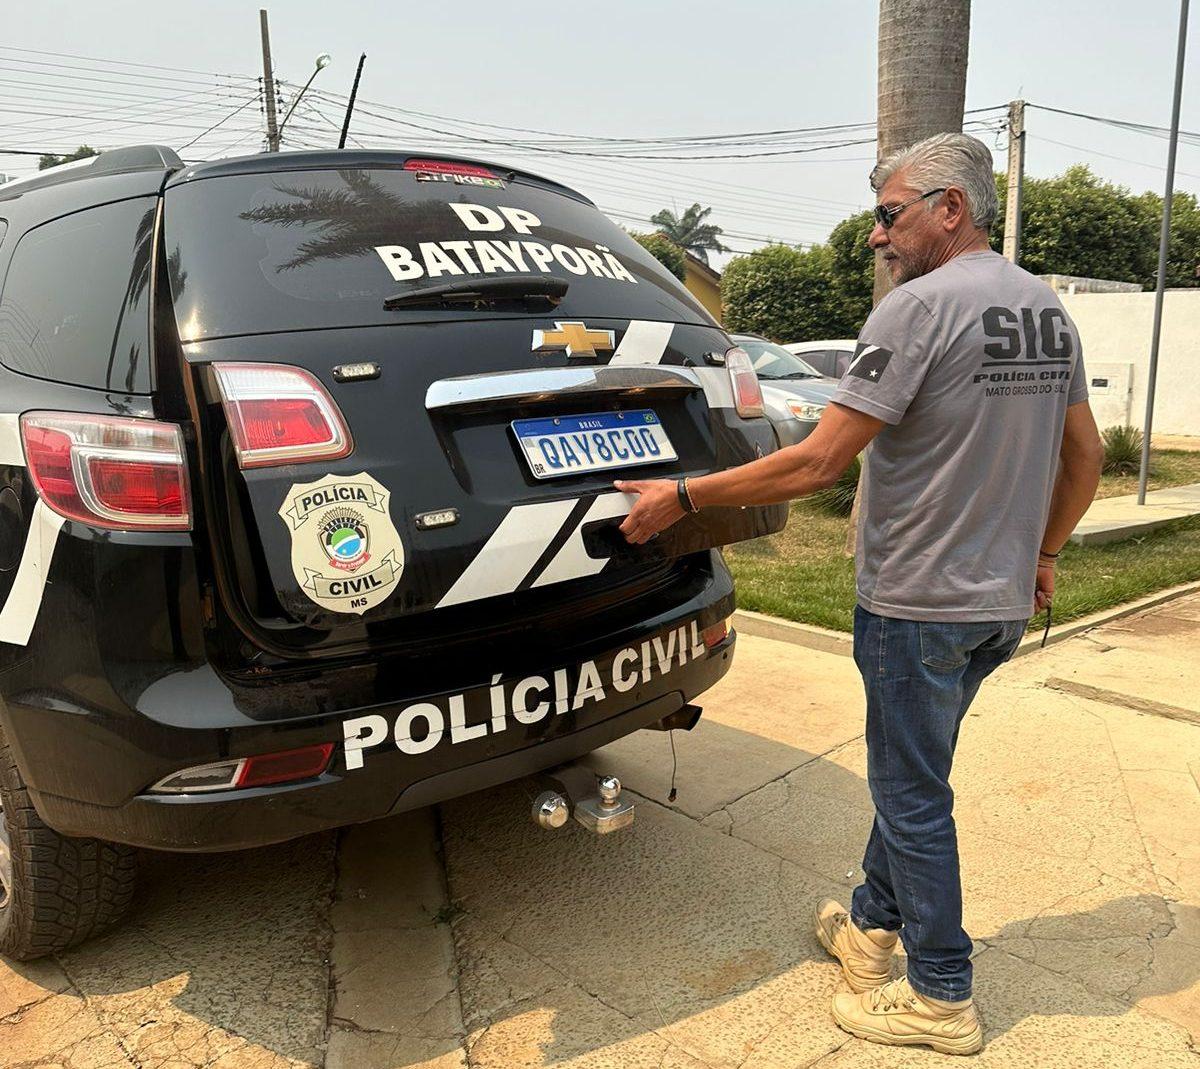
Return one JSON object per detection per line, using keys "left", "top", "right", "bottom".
{"left": 163, "top": 167, "right": 711, "bottom": 341}
{"left": 736, "top": 338, "right": 821, "bottom": 379}
{"left": 0, "top": 197, "right": 156, "bottom": 393}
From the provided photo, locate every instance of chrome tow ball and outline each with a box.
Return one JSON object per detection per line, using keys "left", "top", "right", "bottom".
{"left": 532, "top": 791, "right": 570, "bottom": 830}
{"left": 574, "top": 775, "right": 635, "bottom": 835}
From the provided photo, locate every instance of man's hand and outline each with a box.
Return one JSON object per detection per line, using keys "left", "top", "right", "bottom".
{"left": 1034, "top": 562, "right": 1055, "bottom": 615}
{"left": 615, "top": 479, "right": 684, "bottom": 544}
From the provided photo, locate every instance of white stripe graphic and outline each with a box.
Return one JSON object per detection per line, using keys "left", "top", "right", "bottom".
{"left": 436, "top": 499, "right": 578, "bottom": 608}
{"left": 532, "top": 492, "right": 634, "bottom": 589}
{"left": 0, "top": 501, "right": 65, "bottom": 647}
{"left": 844, "top": 344, "right": 878, "bottom": 378}
{"left": 693, "top": 367, "right": 735, "bottom": 409}
{"left": 0, "top": 413, "right": 23, "bottom": 466}
{"left": 607, "top": 320, "right": 674, "bottom": 366}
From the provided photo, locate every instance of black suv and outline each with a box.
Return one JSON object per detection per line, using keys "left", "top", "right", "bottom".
{"left": 0, "top": 146, "right": 784, "bottom": 958}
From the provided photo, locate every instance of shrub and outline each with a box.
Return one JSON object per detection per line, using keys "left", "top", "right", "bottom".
{"left": 1102, "top": 424, "right": 1144, "bottom": 475}
{"left": 721, "top": 243, "right": 838, "bottom": 342}
{"left": 629, "top": 231, "right": 687, "bottom": 281}
{"left": 811, "top": 455, "right": 861, "bottom": 516}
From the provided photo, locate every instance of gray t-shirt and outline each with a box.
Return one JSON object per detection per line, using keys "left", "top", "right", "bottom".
{"left": 831, "top": 250, "right": 1088, "bottom": 622}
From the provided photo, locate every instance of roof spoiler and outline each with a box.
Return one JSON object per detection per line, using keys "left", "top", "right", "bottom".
{"left": 0, "top": 145, "right": 183, "bottom": 199}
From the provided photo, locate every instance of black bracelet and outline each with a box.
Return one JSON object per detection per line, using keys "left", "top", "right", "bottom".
{"left": 1038, "top": 548, "right": 1060, "bottom": 559}
{"left": 677, "top": 477, "right": 699, "bottom": 514}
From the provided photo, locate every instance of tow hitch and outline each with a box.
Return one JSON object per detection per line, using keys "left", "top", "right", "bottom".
{"left": 531, "top": 765, "right": 635, "bottom": 835}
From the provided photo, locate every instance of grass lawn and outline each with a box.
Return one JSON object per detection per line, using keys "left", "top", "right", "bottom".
{"left": 726, "top": 451, "right": 1200, "bottom": 634}
{"left": 1095, "top": 449, "right": 1200, "bottom": 499}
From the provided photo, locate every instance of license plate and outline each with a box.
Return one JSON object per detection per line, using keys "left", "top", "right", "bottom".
{"left": 512, "top": 410, "right": 677, "bottom": 480}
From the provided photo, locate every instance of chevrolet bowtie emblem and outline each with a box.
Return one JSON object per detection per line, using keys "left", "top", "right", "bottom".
{"left": 531, "top": 321, "right": 615, "bottom": 360}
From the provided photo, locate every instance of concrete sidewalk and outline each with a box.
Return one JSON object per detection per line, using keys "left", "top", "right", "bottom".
{"left": 3, "top": 597, "right": 1200, "bottom": 1068}
{"left": 1070, "top": 482, "right": 1200, "bottom": 545}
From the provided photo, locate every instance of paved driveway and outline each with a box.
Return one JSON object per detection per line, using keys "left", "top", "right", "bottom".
{"left": 4, "top": 595, "right": 1200, "bottom": 1068}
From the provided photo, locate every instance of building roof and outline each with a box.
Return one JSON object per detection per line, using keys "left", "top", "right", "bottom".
{"left": 683, "top": 250, "right": 722, "bottom": 284}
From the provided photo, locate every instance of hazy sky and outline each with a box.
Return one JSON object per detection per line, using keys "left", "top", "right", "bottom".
{"left": 4, "top": 1, "right": 1198, "bottom": 267}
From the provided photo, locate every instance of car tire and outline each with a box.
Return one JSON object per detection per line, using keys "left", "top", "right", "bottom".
{"left": 0, "top": 730, "right": 137, "bottom": 960}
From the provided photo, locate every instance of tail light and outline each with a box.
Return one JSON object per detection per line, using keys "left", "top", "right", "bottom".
{"left": 212, "top": 363, "right": 353, "bottom": 469}
{"left": 20, "top": 412, "right": 191, "bottom": 531}
{"left": 148, "top": 742, "right": 334, "bottom": 794}
{"left": 701, "top": 618, "right": 731, "bottom": 649}
{"left": 724, "top": 347, "right": 765, "bottom": 418}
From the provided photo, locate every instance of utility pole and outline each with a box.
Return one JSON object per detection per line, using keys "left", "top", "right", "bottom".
{"left": 1003, "top": 99, "right": 1025, "bottom": 264}
{"left": 1138, "top": 0, "right": 1190, "bottom": 503}
{"left": 260, "top": 9, "right": 280, "bottom": 152}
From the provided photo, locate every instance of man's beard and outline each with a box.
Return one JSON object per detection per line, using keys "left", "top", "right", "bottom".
{"left": 888, "top": 247, "right": 938, "bottom": 285}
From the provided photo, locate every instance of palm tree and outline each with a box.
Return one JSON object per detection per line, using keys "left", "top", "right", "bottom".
{"left": 649, "top": 203, "right": 728, "bottom": 265}
{"left": 848, "top": 0, "right": 970, "bottom": 554}
{"left": 874, "top": 0, "right": 971, "bottom": 301}
{"left": 239, "top": 169, "right": 430, "bottom": 270}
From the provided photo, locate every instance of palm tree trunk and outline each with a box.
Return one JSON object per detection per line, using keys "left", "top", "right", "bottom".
{"left": 874, "top": 0, "right": 971, "bottom": 300}
{"left": 847, "top": 0, "right": 971, "bottom": 556}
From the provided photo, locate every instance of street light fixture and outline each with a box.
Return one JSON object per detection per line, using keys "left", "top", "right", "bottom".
{"left": 278, "top": 53, "right": 333, "bottom": 145}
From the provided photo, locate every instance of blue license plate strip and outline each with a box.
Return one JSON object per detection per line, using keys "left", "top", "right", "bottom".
{"left": 512, "top": 410, "right": 677, "bottom": 480}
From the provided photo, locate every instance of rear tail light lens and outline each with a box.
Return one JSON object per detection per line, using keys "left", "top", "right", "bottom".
{"left": 149, "top": 742, "right": 334, "bottom": 794}
{"left": 702, "top": 618, "right": 731, "bottom": 649}
{"left": 20, "top": 413, "right": 191, "bottom": 531}
{"left": 725, "top": 347, "right": 765, "bottom": 419}
{"left": 212, "top": 363, "right": 353, "bottom": 469}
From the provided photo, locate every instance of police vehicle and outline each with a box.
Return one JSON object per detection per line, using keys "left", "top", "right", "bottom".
{"left": 0, "top": 146, "right": 785, "bottom": 958}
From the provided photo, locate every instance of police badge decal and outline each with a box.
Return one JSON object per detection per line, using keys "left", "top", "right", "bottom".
{"left": 279, "top": 473, "right": 404, "bottom": 614}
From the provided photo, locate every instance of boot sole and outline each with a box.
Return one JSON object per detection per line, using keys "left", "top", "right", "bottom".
{"left": 812, "top": 912, "right": 889, "bottom": 994}
{"left": 830, "top": 1003, "right": 983, "bottom": 1056}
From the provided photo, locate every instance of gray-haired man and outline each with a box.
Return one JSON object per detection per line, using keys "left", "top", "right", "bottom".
{"left": 616, "top": 132, "right": 1104, "bottom": 1055}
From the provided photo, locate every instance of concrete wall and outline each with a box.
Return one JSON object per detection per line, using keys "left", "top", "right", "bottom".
{"left": 1042, "top": 274, "right": 1142, "bottom": 295}
{"left": 1059, "top": 289, "right": 1200, "bottom": 436}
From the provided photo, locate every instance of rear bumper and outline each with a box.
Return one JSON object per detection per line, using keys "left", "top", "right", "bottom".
{"left": 6, "top": 556, "right": 735, "bottom": 851}
{"left": 27, "top": 651, "right": 727, "bottom": 852}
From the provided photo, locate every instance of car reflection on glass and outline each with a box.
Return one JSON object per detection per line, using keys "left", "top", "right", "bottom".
{"left": 730, "top": 334, "right": 840, "bottom": 447}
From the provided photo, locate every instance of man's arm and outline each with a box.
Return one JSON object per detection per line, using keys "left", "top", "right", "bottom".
{"left": 1041, "top": 402, "right": 1104, "bottom": 554}
{"left": 616, "top": 403, "right": 885, "bottom": 544}
{"left": 1033, "top": 401, "right": 1104, "bottom": 611}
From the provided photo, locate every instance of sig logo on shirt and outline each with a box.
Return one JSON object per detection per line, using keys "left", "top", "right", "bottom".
{"left": 974, "top": 306, "right": 1075, "bottom": 392}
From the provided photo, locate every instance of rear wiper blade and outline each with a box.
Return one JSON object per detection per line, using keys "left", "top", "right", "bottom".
{"left": 383, "top": 274, "right": 568, "bottom": 309}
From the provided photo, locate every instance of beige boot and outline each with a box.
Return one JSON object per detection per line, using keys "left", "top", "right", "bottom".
{"left": 814, "top": 899, "right": 898, "bottom": 992}
{"left": 831, "top": 977, "right": 983, "bottom": 1056}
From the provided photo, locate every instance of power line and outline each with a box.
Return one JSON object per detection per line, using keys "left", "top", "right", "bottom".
{"left": 1029, "top": 134, "right": 1200, "bottom": 181}
{"left": 1027, "top": 102, "right": 1200, "bottom": 145}
{"left": 0, "top": 52, "right": 256, "bottom": 90}
{"left": 0, "top": 43, "right": 258, "bottom": 80}
{"left": 177, "top": 95, "right": 263, "bottom": 152}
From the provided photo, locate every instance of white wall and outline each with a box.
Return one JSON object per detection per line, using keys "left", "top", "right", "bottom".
{"left": 1060, "top": 290, "right": 1200, "bottom": 437}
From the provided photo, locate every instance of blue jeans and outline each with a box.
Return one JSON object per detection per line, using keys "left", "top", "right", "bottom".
{"left": 849, "top": 606, "right": 1026, "bottom": 1003}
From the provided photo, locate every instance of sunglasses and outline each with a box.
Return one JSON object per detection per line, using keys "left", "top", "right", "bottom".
{"left": 873, "top": 188, "right": 947, "bottom": 229}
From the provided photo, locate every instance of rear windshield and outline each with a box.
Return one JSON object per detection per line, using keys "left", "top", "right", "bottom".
{"left": 162, "top": 167, "right": 710, "bottom": 340}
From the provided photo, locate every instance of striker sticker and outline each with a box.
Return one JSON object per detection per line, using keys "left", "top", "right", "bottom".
{"left": 278, "top": 473, "right": 404, "bottom": 615}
